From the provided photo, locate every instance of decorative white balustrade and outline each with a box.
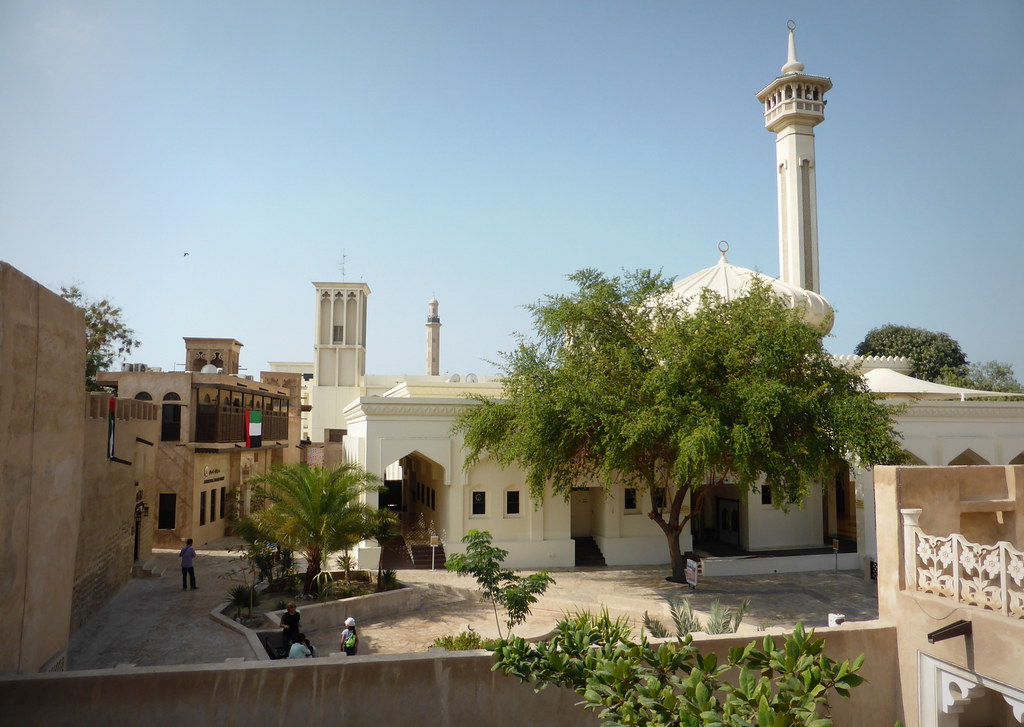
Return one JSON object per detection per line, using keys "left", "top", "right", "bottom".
{"left": 902, "top": 508, "right": 1024, "bottom": 619}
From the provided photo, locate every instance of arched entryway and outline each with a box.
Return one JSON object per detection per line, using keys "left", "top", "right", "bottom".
{"left": 379, "top": 451, "right": 448, "bottom": 569}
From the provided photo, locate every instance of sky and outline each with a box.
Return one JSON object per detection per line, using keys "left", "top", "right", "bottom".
{"left": 2, "top": 1, "right": 1022, "bottom": 380}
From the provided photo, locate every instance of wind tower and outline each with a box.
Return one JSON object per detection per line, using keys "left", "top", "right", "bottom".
{"left": 425, "top": 297, "right": 441, "bottom": 376}
{"left": 756, "top": 22, "right": 832, "bottom": 294}
{"left": 311, "top": 282, "right": 370, "bottom": 442}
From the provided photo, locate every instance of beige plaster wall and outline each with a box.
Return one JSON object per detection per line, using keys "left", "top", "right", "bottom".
{"left": 0, "top": 263, "right": 86, "bottom": 674}
{"left": 875, "top": 465, "right": 1024, "bottom": 727}
{"left": 0, "top": 625, "right": 898, "bottom": 727}
{"left": 73, "top": 396, "right": 159, "bottom": 633}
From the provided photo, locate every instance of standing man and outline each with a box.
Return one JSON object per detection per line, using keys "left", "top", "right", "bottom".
{"left": 179, "top": 538, "right": 197, "bottom": 591}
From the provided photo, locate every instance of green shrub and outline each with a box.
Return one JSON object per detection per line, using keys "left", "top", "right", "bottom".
{"left": 227, "top": 585, "right": 262, "bottom": 619}
{"left": 334, "top": 582, "right": 371, "bottom": 599}
{"left": 378, "top": 568, "right": 399, "bottom": 590}
{"left": 431, "top": 631, "right": 496, "bottom": 651}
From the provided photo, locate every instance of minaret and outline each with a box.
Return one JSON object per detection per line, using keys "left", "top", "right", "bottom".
{"left": 426, "top": 297, "right": 441, "bottom": 376}
{"left": 756, "top": 23, "right": 832, "bottom": 294}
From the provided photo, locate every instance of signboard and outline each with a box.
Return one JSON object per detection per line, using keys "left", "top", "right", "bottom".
{"left": 684, "top": 559, "right": 699, "bottom": 589}
{"left": 430, "top": 535, "right": 440, "bottom": 547}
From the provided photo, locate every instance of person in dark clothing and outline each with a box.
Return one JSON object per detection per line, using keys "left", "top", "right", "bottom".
{"left": 281, "top": 603, "right": 301, "bottom": 645}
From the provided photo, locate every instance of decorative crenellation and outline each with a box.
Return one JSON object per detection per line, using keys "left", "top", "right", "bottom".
{"left": 832, "top": 354, "right": 912, "bottom": 370}
{"left": 904, "top": 510, "right": 1024, "bottom": 619}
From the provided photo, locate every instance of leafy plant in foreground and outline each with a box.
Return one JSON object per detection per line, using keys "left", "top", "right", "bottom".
{"left": 494, "top": 615, "right": 873, "bottom": 726}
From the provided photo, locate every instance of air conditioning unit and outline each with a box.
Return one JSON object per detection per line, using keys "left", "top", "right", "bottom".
{"left": 122, "top": 363, "right": 149, "bottom": 373}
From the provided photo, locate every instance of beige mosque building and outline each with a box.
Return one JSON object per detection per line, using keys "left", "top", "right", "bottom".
{"left": 289, "top": 27, "right": 1024, "bottom": 578}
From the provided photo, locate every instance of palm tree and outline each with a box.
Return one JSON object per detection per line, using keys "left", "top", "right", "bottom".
{"left": 236, "top": 463, "right": 383, "bottom": 595}
{"left": 366, "top": 508, "right": 400, "bottom": 592}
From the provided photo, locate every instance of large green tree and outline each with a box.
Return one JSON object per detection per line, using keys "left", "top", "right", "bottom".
{"left": 236, "top": 463, "right": 383, "bottom": 594}
{"left": 854, "top": 324, "right": 968, "bottom": 383}
{"left": 59, "top": 284, "right": 140, "bottom": 390}
{"left": 456, "top": 269, "right": 905, "bottom": 582}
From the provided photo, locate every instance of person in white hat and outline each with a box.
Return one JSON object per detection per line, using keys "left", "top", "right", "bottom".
{"left": 341, "top": 617, "right": 358, "bottom": 656}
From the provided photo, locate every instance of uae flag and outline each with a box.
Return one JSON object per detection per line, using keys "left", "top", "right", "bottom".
{"left": 107, "top": 397, "right": 116, "bottom": 459}
{"left": 246, "top": 410, "right": 262, "bottom": 448}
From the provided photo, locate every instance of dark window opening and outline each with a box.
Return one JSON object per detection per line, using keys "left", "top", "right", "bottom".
{"left": 161, "top": 392, "right": 182, "bottom": 441}
{"left": 220, "top": 486, "right": 226, "bottom": 519}
{"left": 200, "top": 491, "right": 207, "bottom": 526}
{"left": 158, "top": 493, "right": 176, "bottom": 529}
{"left": 624, "top": 488, "right": 637, "bottom": 511}
{"left": 134, "top": 392, "right": 152, "bottom": 401}
{"left": 472, "top": 491, "right": 486, "bottom": 516}
{"left": 506, "top": 490, "right": 520, "bottom": 515}
{"left": 761, "top": 485, "right": 772, "bottom": 505}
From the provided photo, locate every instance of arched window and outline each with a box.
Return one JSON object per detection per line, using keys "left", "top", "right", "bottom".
{"left": 161, "top": 392, "right": 182, "bottom": 442}
{"left": 134, "top": 392, "right": 152, "bottom": 401}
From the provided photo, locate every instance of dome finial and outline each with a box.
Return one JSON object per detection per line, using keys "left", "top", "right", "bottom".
{"left": 782, "top": 20, "right": 804, "bottom": 74}
{"left": 718, "top": 240, "right": 730, "bottom": 262}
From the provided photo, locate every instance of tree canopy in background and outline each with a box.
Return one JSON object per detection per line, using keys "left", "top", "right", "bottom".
{"left": 456, "top": 269, "right": 906, "bottom": 582}
{"left": 942, "top": 361, "right": 1024, "bottom": 394}
{"left": 59, "top": 284, "right": 140, "bottom": 391}
{"left": 855, "top": 323, "right": 1022, "bottom": 392}
{"left": 854, "top": 324, "right": 968, "bottom": 383}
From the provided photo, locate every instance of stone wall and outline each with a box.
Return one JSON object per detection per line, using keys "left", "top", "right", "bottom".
{"left": 72, "top": 395, "right": 159, "bottom": 632}
{"left": 0, "top": 263, "right": 86, "bottom": 674}
{"left": 0, "top": 624, "right": 899, "bottom": 726}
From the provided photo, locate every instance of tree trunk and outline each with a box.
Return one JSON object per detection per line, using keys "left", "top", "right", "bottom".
{"left": 664, "top": 525, "right": 686, "bottom": 583}
{"left": 303, "top": 550, "right": 322, "bottom": 595}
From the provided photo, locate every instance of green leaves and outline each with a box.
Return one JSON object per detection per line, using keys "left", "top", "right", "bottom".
{"left": 455, "top": 269, "right": 906, "bottom": 581}
{"left": 446, "top": 530, "right": 554, "bottom": 638}
{"left": 238, "top": 463, "right": 384, "bottom": 595}
{"left": 494, "top": 616, "right": 868, "bottom": 727}
{"left": 59, "top": 284, "right": 140, "bottom": 390}
{"left": 855, "top": 324, "right": 968, "bottom": 383}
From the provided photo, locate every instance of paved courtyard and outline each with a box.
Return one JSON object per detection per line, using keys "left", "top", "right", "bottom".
{"left": 67, "top": 538, "right": 879, "bottom": 670}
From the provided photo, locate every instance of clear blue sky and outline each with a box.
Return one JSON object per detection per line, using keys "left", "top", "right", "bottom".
{"left": 2, "top": 1, "right": 1022, "bottom": 379}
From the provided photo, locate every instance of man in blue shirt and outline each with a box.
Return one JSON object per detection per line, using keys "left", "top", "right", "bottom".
{"left": 179, "top": 538, "right": 197, "bottom": 590}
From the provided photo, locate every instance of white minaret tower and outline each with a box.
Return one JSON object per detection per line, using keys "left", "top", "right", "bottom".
{"left": 756, "top": 22, "right": 832, "bottom": 294}
{"left": 425, "top": 297, "right": 441, "bottom": 376}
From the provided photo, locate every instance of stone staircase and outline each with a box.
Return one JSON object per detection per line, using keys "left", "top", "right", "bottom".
{"left": 574, "top": 536, "right": 606, "bottom": 567}
{"left": 409, "top": 542, "right": 447, "bottom": 570}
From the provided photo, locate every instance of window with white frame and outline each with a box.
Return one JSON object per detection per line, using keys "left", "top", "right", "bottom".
{"left": 505, "top": 490, "right": 521, "bottom": 516}
{"left": 471, "top": 490, "right": 486, "bottom": 516}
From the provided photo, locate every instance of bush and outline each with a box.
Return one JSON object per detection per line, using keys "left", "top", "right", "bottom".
{"left": 432, "top": 631, "right": 496, "bottom": 651}
{"left": 227, "top": 585, "right": 262, "bottom": 619}
{"left": 378, "top": 568, "right": 399, "bottom": 590}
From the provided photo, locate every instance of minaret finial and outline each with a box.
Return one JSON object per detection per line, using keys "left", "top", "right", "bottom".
{"left": 782, "top": 20, "right": 804, "bottom": 74}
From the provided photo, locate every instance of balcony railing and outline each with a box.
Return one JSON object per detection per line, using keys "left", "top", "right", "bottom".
{"left": 194, "top": 405, "right": 288, "bottom": 444}
{"left": 902, "top": 508, "right": 1024, "bottom": 619}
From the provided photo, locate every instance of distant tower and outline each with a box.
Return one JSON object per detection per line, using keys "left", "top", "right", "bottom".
{"left": 426, "top": 297, "right": 441, "bottom": 376}
{"left": 756, "top": 23, "right": 832, "bottom": 293}
{"left": 311, "top": 281, "right": 370, "bottom": 441}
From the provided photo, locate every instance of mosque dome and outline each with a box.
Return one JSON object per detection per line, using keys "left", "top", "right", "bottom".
{"left": 663, "top": 245, "right": 834, "bottom": 333}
